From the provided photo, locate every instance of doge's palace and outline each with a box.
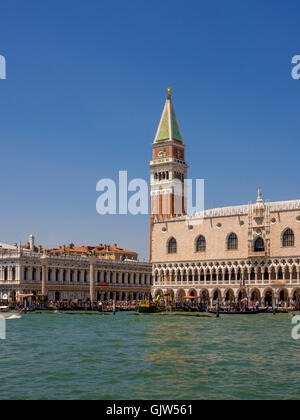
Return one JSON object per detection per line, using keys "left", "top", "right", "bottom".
{"left": 150, "top": 90, "right": 300, "bottom": 307}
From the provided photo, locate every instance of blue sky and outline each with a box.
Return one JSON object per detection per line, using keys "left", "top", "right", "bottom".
{"left": 0, "top": 0, "right": 300, "bottom": 260}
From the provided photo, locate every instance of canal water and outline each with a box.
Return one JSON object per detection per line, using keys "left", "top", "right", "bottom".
{"left": 0, "top": 312, "right": 299, "bottom": 400}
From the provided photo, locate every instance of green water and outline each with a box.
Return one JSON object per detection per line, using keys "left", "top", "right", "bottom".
{"left": 0, "top": 312, "right": 299, "bottom": 400}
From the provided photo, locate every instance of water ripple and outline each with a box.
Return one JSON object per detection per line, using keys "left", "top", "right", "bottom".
{"left": 0, "top": 313, "right": 299, "bottom": 399}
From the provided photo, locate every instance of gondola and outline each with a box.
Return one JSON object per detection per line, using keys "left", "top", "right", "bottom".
{"left": 208, "top": 309, "right": 259, "bottom": 315}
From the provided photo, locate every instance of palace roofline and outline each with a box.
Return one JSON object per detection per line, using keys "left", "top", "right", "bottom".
{"left": 153, "top": 199, "right": 300, "bottom": 223}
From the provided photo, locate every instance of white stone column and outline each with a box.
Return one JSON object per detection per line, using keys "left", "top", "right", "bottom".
{"left": 112, "top": 272, "right": 116, "bottom": 284}
{"left": 40, "top": 254, "right": 49, "bottom": 298}
{"left": 16, "top": 265, "right": 21, "bottom": 282}
{"left": 130, "top": 272, "right": 134, "bottom": 285}
{"left": 89, "top": 256, "right": 97, "bottom": 304}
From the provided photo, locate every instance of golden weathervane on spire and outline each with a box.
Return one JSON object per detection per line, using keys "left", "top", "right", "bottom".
{"left": 168, "top": 87, "right": 172, "bottom": 96}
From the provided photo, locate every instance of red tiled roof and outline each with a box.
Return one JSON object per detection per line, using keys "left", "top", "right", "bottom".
{"left": 48, "top": 245, "right": 137, "bottom": 255}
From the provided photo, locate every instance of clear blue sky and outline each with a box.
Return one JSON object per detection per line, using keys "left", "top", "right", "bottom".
{"left": 0, "top": 0, "right": 300, "bottom": 260}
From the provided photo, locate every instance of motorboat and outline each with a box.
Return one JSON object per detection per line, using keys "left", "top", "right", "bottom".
{"left": 0, "top": 306, "right": 21, "bottom": 319}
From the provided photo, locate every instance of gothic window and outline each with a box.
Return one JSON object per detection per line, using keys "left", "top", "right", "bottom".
{"left": 254, "top": 237, "right": 265, "bottom": 252}
{"left": 227, "top": 233, "right": 238, "bottom": 250}
{"left": 167, "top": 237, "right": 177, "bottom": 254}
{"left": 282, "top": 229, "right": 295, "bottom": 247}
{"left": 264, "top": 268, "right": 269, "bottom": 280}
{"left": 196, "top": 235, "right": 206, "bottom": 252}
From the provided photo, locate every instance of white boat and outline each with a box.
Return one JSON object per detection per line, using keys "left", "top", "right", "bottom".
{"left": 0, "top": 306, "right": 21, "bottom": 319}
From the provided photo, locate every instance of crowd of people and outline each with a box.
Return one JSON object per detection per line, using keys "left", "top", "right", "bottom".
{"left": 1, "top": 297, "right": 300, "bottom": 312}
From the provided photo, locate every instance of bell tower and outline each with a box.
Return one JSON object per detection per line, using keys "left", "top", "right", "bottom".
{"left": 150, "top": 88, "right": 188, "bottom": 218}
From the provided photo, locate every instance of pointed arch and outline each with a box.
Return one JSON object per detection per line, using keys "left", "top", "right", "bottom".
{"left": 195, "top": 235, "right": 206, "bottom": 252}
{"left": 212, "top": 288, "right": 222, "bottom": 301}
{"left": 167, "top": 237, "right": 177, "bottom": 254}
{"left": 200, "top": 288, "right": 210, "bottom": 303}
{"left": 227, "top": 233, "right": 238, "bottom": 250}
{"left": 254, "top": 237, "right": 265, "bottom": 252}
{"left": 176, "top": 289, "right": 186, "bottom": 302}
{"left": 224, "top": 288, "right": 235, "bottom": 302}
{"left": 250, "top": 288, "right": 261, "bottom": 301}
{"left": 282, "top": 228, "right": 295, "bottom": 247}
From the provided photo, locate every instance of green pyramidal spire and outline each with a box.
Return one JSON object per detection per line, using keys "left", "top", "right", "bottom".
{"left": 154, "top": 88, "right": 183, "bottom": 143}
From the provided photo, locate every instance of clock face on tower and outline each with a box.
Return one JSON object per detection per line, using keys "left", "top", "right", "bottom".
{"left": 158, "top": 150, "right": 166, "bottom": 158}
